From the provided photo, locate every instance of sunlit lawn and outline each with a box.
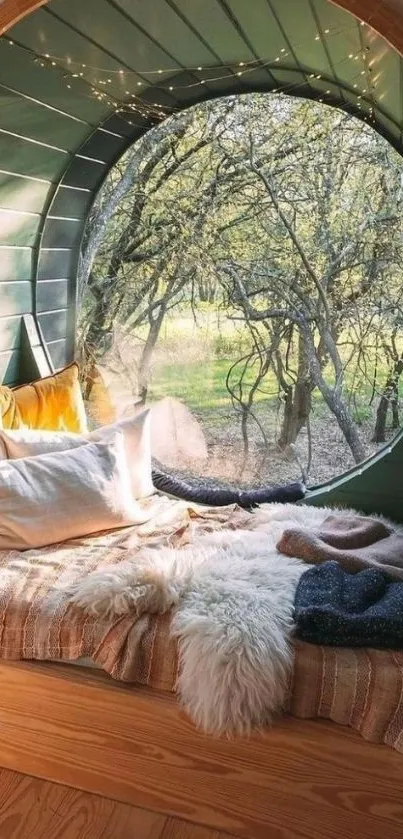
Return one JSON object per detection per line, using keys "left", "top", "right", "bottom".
{"left": 144, "top": 308, "right": 397, "bottom": 422}
{"left": 147, "top": 355, "right": 393, "bottom": 428}
{"left": 148, "top": 359, "right": 242, "bottom": 412}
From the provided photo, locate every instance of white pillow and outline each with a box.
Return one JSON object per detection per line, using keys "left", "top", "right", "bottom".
{"left": 0, "top": 434, "right": 150, "bottom": 551}
{"left": 0, "top": 410, "right": 154, "bottom": 499}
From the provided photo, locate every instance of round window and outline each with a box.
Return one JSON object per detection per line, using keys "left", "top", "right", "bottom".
{"left": 79, "top": 93, "right": 403, "bottom": 490}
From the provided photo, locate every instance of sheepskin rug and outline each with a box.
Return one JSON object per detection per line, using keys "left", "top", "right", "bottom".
{"left": 69, "top": 503, "right": 358, "bottom": 735}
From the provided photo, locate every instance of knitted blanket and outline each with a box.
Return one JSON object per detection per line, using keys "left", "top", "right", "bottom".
{"left": 294, "top": 561, "right": 403, "bottom": 649}
{"left": 277, "top": 514, "right": 403, "bottom": 580}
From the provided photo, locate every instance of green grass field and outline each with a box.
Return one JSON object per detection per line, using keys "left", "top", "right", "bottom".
{"left": 147, "top": 354, "right": 385, "bottom": 423}
{"left": 138, "top": 306, "right": 400, "bottom": 426}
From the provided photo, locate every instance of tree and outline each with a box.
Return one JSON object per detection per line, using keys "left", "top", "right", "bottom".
{"left": 78, "top": 93, "right": 403, "bottom": 481}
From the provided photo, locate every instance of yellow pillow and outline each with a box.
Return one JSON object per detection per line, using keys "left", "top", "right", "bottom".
{"left": 0, "top": 363, "right": 88, "bottom": 433}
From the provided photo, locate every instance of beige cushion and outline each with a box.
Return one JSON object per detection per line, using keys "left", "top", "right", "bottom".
{"left": 0, "top": 410, "right": 154, "bottom": 500}
{"left": 0, "top": 434, "right": 149, "bottom": 551}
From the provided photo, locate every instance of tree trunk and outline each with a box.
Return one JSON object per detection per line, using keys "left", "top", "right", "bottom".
{"left": 373, "top": 356, "right": 403, "bottom": 443}
{"left": 301, "top": 327, "right": 367, "bottom": 464}
{"left": 137, "top": 319, "right": 161, "bottom": 404}
{"left": 373, "top": 393, "right": 389, "bottom": 444}
{"left": 277, "top": 332, "right": 312, "bottom": 449}
{"left": 324, "top": 389, "right": 367, "bottom": 463}
{"left": 277, "top": 379, "right": 312, "bottom": 449}
{"left": 198, "top": 277, "right": 216, "bottom": 304}
{"left": 392, "top": 384, "right": 400, "bottom": 429}
{"left": 136, "top": 283, "right": 175, "bottom": 404}
{"left": 82, "top": 278, "right": 121, "bottom": 370}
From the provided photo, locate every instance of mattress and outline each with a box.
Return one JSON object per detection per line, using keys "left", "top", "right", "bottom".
{"left": 0, "top": 494, "right": 402, "bottom": 752}
{"left": 0, "top": 496, "right": 248, "bottom": 684}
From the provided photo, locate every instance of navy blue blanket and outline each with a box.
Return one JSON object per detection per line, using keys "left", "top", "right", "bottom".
{"left": 294, "top": 561, "right": 403, "bottom": 649}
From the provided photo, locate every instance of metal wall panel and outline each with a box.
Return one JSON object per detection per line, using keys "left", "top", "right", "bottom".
{"left": 0, "top": 248, "right": 33, "bottom": 282}
{"left": 46, "top": 336, "right": 69, "bottom": 369}
{"left": 37, "top": 308, "right": 67, "bottom": 341}
{"left": 0, "top": 314, "right": 22, "bottom": 352}
{"left": 0, "top": 348, "right": 21, "bottom": 383}
{"left": 49, "top": 186, "right": 93, "bottom": 219}
{"left": 0, "top": 171, "right": 51, "bottom": 213}
{"left": 1, "top": 280, "right": 33, "bottom": 316}
{"left": 36, "top": 279, "right": 68, "bottom": 312}
{"left": 0, "top": 209, "right": 39, "bottom": 246}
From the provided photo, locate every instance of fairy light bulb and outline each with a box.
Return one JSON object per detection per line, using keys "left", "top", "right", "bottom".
{"left": 22, "top": 23, "right": 381, "bottom": 118}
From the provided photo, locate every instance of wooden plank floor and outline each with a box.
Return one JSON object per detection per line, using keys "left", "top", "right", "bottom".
{"left": 0, "top": 767, "right": 238, "bottom": 839}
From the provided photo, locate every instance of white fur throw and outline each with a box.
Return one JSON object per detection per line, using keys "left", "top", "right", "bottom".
{"left": 69, "top": 503, "right": 357, "bottom": 735}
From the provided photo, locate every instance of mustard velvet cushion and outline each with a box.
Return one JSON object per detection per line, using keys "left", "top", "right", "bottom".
{"left": 0, "top": 363, "right": 88, "bottom": 433}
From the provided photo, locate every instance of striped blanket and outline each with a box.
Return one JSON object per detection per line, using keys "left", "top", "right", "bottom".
{"left": 0, "top": 496, "right": 402, "bottom": 752}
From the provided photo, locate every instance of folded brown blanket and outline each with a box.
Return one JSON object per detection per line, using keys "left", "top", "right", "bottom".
{"left": 277, "top": 514, "right": 403, "bottom": 580}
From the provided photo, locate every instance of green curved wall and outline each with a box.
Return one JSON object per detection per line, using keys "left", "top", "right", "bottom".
{"left": 0, "top": 0, "right": 402, "bottom": 517}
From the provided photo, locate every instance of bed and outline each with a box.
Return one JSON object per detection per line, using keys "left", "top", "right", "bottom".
{"left": 0, "top": 0, "right": 403, "bottom": 832}
{"left": 0, "top": 494, "right": 401, "bottom": 839}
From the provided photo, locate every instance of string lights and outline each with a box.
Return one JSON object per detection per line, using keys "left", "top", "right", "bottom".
{"left": 3, "top": 18, "right": 382, "bottom": 132}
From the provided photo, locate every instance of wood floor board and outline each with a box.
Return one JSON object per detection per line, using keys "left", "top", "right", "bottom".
{"left": 101, "top": 801, "right": 167, "bottom": 839}
{"left": 0, "top": 772, "right": 116, "bottom": 839}
{"left": 160, "top": 818, "right": 239, "bottom": 839}
{"left": 0, "top": 662, "right": 402, "bottom": 838}
{"left": 160, "top": 819, "right": 221, "bottom": 839}
{"left": 0, "top": 767, "right": 242, "bottom": 839}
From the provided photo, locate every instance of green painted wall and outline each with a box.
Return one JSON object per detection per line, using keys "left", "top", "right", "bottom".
{"left": 0, "top": 0, "right": 402, "bottom": 518}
